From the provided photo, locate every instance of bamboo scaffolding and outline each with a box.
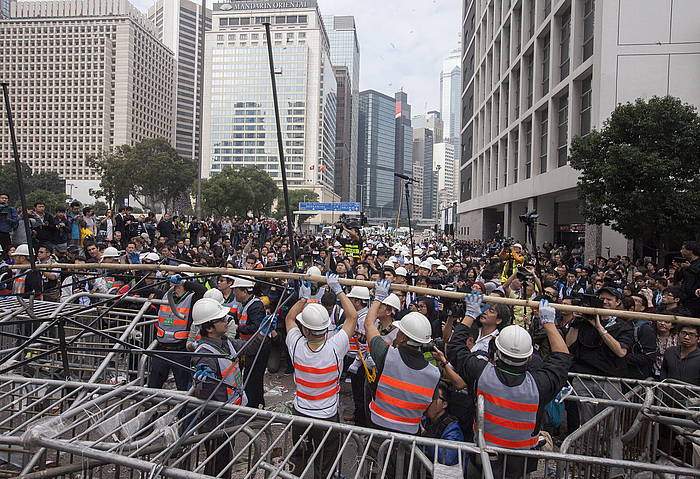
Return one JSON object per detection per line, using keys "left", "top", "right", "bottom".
{"left": 10, "top": 262, "right": 700, "bottom": 326}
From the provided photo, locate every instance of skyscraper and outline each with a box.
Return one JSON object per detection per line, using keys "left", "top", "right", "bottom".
{"left": 440, "top": 42, "right": 462, "bottom": 143}
{"left": 358, "top": 90, "right": 396, "bottom": 219}
{"left": 148, "top": 0, "right": 211, "bottom": 163}
{"left": 412, "top": 127, "right": 434, "bottom": 220}
{"left": 0, "top": 0, "right": 175, "bottom": 184}
{"left": 394, "top": 91, "right": 413, "bottom": 214}
{"left": 333, "top": 66, "right": 353, "bottom": 202}
{"left": 0, "top": 0, "right": 10, "bottom": 19}
{"left": 201, "top": 1, "right": 338, "bottom": 202}
{"left": 323, "top": 15, "right": 360, "bottom": 202}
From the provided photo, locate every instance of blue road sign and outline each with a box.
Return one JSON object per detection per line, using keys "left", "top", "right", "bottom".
{"left": 299, "top": 202, "right": 361, "bottom": 212}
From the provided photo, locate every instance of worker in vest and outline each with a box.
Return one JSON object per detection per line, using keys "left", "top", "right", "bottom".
{"left": 446, "top": 293, "right": 572, "bottom": 478}
{"left": 147, "top": 270, "right": 207, "bottom": 391}
{"left": 92, "top": 246, "right": 124, "bottom": 293}
{"left": 232, "top": 275, "right": 269, "bottom": 408}
{"left": 363, "top": 280, "right": 440, "bottom": 478}
{"left": 284, "top": 273, "right": 358, "bottom": 478}
{"left": 190, "top": 296, "right": 270, "bottom": 477}
{"left": 344, "top": 285, "right": 370, "bottom": 425}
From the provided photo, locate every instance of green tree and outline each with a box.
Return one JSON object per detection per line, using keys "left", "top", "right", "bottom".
{"left": 274, "top": 189, "right": 319, "bottom": 223}
{"left": 26, "top": 189, "right": 68, "bottom": 212}
{"left": 235, "top": 166, "right": 279, "bottom": 217}
{"left": 201, "top": 167, "right": 255, "bottom": 217}
{"left": 29, "top": 171, "right": 65, "bottom": 195}
{"left": 87, "top": 138, "right": 196, "bottom": 212}
{"left": 0, "top": 163, "right": 65, "bottom": 204}
{"left": 90, "top": 200, "right": 109, "bottom": 216}
{"left": 569, "top": 96, "right": 700, "bottom": 256}
{"left": 129, "top": 138, "right": 197, "bottom": 212}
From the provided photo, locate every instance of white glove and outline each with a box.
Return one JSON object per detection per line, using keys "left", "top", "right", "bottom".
{"left": 464, "top": 291, "right": 484, "bottom": 319}
{"left": 539, "top": 299, "right": 556, "bottom": 325}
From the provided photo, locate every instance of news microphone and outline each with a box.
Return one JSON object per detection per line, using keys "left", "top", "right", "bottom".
{"left": 394, "top": 172, "right": 416, "bottom": 182}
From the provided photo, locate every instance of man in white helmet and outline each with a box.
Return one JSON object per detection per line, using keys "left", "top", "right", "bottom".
{"left": 231, "top": 275, "right": 268, "bottom": 408}
{"left": 8, "top": 244, "right": 43, "bottom": 298}
{"left": 284, "top": 273, "right": 357, "bottom": 478}
{"left": 446, "top": 293, "right": 571, "bottom": 477}
{"left": 92, "top": 246, "right": 124, "bottom": 294}
{"left": 344, "top": 284, "right": 371, "bottom": 425}
{"left": 189, "top": 297, "right": 270, "bottom": 477}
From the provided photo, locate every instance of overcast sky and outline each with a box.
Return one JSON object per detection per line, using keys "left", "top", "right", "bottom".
{"left": 131, "top": 0, "right": 462, "bottom": 116}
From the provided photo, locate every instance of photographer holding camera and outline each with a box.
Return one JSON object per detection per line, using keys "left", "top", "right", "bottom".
{"left": 498, "top": 240, "right": 525, "bottom": 282}
{"left": 0, "top": 193, "right": 19, "bottom": 260}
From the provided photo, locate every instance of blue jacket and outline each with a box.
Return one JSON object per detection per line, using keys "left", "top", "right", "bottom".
{"left": 0, "top": 205, "right": 19, "bottom": 233}
{"left": 420, "top": 416, "right": 464, "bottom": 466}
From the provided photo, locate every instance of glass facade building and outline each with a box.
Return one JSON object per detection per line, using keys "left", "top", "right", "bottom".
{"left": 358, "top": 90, "right": 396, "bottom": 219}
{"left": 202, "top": 4, "right": 337, "bottom": 196}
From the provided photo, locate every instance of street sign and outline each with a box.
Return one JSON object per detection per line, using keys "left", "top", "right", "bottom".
{"left": 299, "top": 202, "right": 360, "bottom": 212}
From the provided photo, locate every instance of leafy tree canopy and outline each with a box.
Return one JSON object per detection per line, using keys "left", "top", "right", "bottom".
{"left": 274, "top": 188, "right": 319, "bottom": 223}
{"left": 0, "top": 162, "right": 65, "bottom": 207}
{"left": 569, "top": 95, "right": 700, "bottom": 245}
{"left": 201, "top": 166, "right": 279, "bottom": 218}
{"left": 26, "top": 189, "right": 68, "bottom": 212}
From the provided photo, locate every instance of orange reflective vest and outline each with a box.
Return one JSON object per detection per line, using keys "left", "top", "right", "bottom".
{"left": 195, "top": 340, "right": 247, "bottom": 406}
{"left": 476, "top": 363, "right": 539, "bottom": 449}
{"left": 155, "top": 293, "right": 193, "bottom": 344}
{"left": 236, "top": 297, "right": 262, "bottom": 340}
{"left": 291, "top": 336, "right": 341, "bottom": 414}
{"left": 104, "top": 276, "right": 123, "bottom": 293}
{"left": 369, "top": 347, "right": 440, "bottom": 433}
{"left": 12, "top": 276, "right": 26, "bottom": 295}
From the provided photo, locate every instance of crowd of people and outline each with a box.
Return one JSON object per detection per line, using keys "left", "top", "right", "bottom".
{"left": 2, "top": 193, "right": 700, "bottom": 477}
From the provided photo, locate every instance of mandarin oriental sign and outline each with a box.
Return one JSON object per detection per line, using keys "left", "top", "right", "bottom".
{"left": 216, "top": 1, "right": 315, "bottom": 10}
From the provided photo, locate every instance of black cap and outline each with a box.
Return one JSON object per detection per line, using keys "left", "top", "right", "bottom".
{"left": 598, "top": 286, "right": 623, "bottom": 298}
{"left": 67, "top": 245, "right": 79, "bottom": 253}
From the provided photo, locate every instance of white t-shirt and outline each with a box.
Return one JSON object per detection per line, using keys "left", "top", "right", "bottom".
{"left": 286, "top": 327, "right": 349, "bottom": 418}
{"left": 471, "top": 328, "right": 498, "bottom": 358}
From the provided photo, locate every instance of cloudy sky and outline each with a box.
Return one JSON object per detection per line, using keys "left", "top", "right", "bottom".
{"left": 131, "top": 0, "right": 462, "bottom": 116}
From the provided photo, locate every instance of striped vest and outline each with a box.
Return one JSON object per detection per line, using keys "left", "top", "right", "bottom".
{"left": 476, "top": 363, "right": 539, "bottom": 449}
{"left": 237, "top": 297, "right": 263, "bottom": 339}
{"left": 291, "top": 335, "right": 341, "bottom": 414}
{"left": 347, "top": 307, "right": 368, "bottom": 358}
{"left": 12, "top": 273, "right": 26, "bottom": 295}
{"left": 195, "top": 340, "right": 247, "bottom": 406}
{"left": 155, "top": 293, "right": 193, "bottom": 344}
{"left": 369, "top": 347, "right": 440, "bottom": 433}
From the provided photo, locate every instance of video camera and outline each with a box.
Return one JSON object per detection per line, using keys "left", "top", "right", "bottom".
{"left": 515, "top": 266, "right": 534, "bottom": 282}
{"left": 336, "top": 212, "right": 368, "bottom": 232}
{"left": 570, "top": 293, "right": 604, "bottom": 324}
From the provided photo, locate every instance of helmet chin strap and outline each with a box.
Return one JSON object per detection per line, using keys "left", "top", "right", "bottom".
{"left": 495, "top": 350, "right": 529, "bottom": 368}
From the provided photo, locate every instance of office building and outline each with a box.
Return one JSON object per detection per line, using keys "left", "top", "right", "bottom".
{"left": 0, "top": 0, "right": 175, "bottom": 183}
{"left": 441, "top": 41, "right": 463, "bottom": 167}
{"left": 324, "top": 15, "right": 360, "bottom": 201}
{"left": 148, "top": 0, "right": 211, "bottom": 162}
{"left": 394, "top": 91, "right": 413, "bottom": 214}
{"left": 358, "top": 90, "right": 396, "bottom": 219}
{"left": 0, "top": 0, "right": 10, "bottom": 19}
{"left": 413, "top": 127, "right": 434, "bottom": 220}
{"left": 201, "top": 0, "right": 338, "bottom": 203}
{"left": 333, "top": 66, "right": 353, "bottom": 202}
{"left": 413, "top": 111, "right": 443, "bottom": 143}
{"left": 434, "top": 142, "right": 456, "bottom": 209}
{"left": 458, "top": 0, "right": 700, "bottom": 257}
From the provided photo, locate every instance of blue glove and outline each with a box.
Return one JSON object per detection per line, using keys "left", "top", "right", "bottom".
{"left": 128, "top": 251, "right": 141, "bottom": 264}
{"left": 539, "top": 299, "right": 556, "bottom": 325}
{"left": 464, "top": 291, "right": 484, "bottom": 319}
{"left": 260, "top": 314, "right": 277, "bottom": 335}
{"left": 299, "top": 280, "right": 312, "bottom": 300}
{"left": 168, "top": 274, "right": 182, "bottom": 285}
{"left": 326, "top": 273, "right": 343, "bottom": 296}
{"left": 194, "top": 365, "right": 215, "bottom": 382}
{"left": 374, "top": 280, "right": 392, "bottom": 302}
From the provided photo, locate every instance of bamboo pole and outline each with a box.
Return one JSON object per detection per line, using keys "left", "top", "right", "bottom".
{"left": 10, "top": 262, "right": 700, "bottom": 326}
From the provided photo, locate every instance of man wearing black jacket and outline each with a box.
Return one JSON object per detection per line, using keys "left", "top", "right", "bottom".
{"left": 661, "top": 324, "right": 700, "bottom": 386}
{"left": 675, "top": 241, "right": 700, "bottom": 316}
{"left": 447, "top": 294, "right": 571, "bottom": 477}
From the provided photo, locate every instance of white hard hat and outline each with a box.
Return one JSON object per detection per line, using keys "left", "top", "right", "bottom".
{"left": 382, "top": 260, "right": 395, "bottom": 269}
{"left": 307, "top": 266, "right": 322, "bottom": 276}
{"left": 441, "top": 246, "right": 449, "bottom": 252}
{"left": 381, "top": 293, "right": 401, "bottom": 311}
{"left": 395, "top": 267, "right": 408, "bottom": 277}
{"left": 437, "top": 265, "right": 448, "bottom": 272}
{"left": 418, "top": 261, "right": 432, "bottom": 270}
{"left": 11, "top": 244, "right": 30, "bottom": 257}
{"left": 513, "top": 243, "right": 523, "bottom": 250}
{"left": 392, "top": 312, "right": 432, "bottom": 344}
{"left": 203, "top": 288, "right": 224, "bottom": 304}
{"left": 142, "top": 252, "right": 160, "bottom": 262}
{"left": 433, "top": 259, "right": 443, "bottom": 266}
{"left": 220, "top": 274, "right": 235, "bottom": 281}
{"left": 414, "top": 247, "right": 423, "bottom": 256}
{"left": 296, "top": 302, "right": 331, "bottom": 331}
{"left": 192, "top": 298, "right": 229, "bottom": 326}
{"left": 233, "top": 276, "right": 255, "bottom": 289}
{"left": 176, "top": 263, "right": 194, "bottom": 277}
{"left": 412, "top": 257, "right": 422, "bottom": 265}
{"left": 445, "top": 258, "right": 454, "bottom": 264}
{"left": 102, "top": 246, "right": 121, "bottom": 258}
{"left": 347, "top": 286, "right": 370, "bottom": 300}
{"left": 495, "top": 325, "right": 533, "bottom": 363}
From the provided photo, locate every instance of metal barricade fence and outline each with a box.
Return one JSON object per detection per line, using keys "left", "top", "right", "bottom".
{"left": 0, "top": 294, "right": 165, "bottom": 385}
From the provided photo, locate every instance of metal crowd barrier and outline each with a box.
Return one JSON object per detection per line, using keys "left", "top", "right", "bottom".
{"left": 0, "top": 295, "right": 699, "bottom": 478}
